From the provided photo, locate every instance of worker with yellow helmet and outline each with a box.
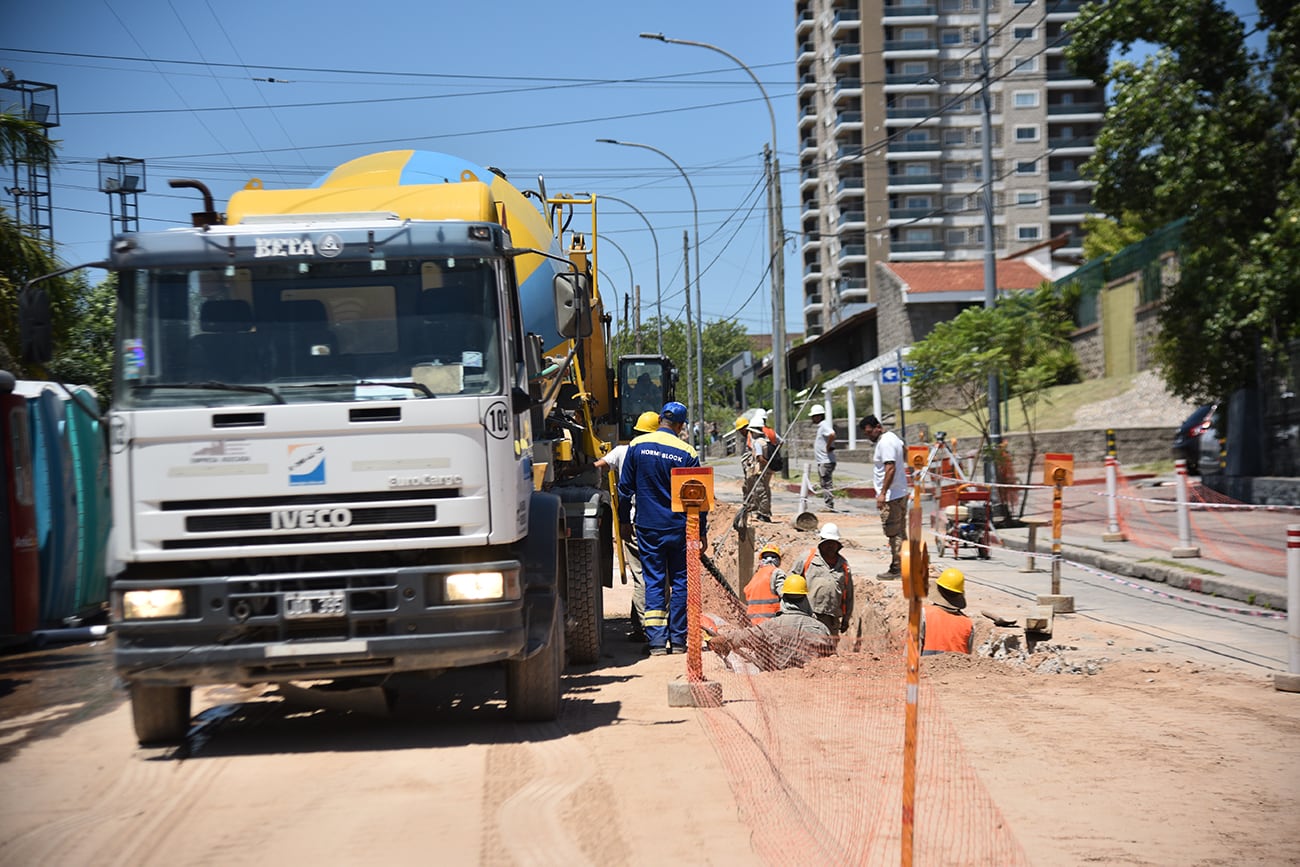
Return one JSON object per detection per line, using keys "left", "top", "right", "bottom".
{"left": 743, "top": 543, "right": 786, "bottom": 624}
{"left": 594, "top": 410, "right": 661, "bottom": 642}
{"left": 920, "top": 567, "right": 974, "bottom": 655}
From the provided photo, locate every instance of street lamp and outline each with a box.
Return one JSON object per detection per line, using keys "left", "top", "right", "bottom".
{"left": 601, "top": 194, "right": 663, "bottom": 355}
{"left": 640, "top": 32, "right": 788, "bottom": 458}
{"left": 597, "top": 137, "right": 706, "bottom": 455}
{"left": 601, "top": 233, "right": 637, "bottom": 342}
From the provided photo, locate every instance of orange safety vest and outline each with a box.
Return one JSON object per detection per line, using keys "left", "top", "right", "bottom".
{"left": 744, "top": 564, "right": 781, "bottom": 624}
{"left": 800, "top": 548, "right": 851, "bottom": 621}
{"left": 923, "top": 604, "right": 973, "bottom": 654}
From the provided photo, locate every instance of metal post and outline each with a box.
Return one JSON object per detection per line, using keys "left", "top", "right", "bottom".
{"left": 1051, "top": 481, "right": 1063, "bottom": 596}
{"left": 1103, "top": 454, "right": 1126, "bottom": 542}
{"left": 1172, "top": 459, "right": 1200, "bottom": 558}
{"left": 1276, "top": 525, "right": 1300, "bottom": 692}
{"left": 979, "top": 0, "right": 1001, "bottom": 485}
{"left": 601, "top": 195, "right": 663, "bottom": 355}
{"left": 681, "top": 231, "right": 696, "bottom": 433}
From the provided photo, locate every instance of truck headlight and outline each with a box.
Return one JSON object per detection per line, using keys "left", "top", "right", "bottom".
{"left": 444, "top": 570, "right": 520, "bottom": 602}
{"left": 122, "top": 589, "right": 186, "bottom": 619}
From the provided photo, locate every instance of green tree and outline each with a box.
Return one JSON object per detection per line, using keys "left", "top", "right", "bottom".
{"left": 907, "top": 284, "right": 1080, "bottom": 512}
{"left": 1080, "top": 213, "right": 1148, "bottom": 261}
{"left": 47, "top": 273, "right": 115, "bottom": 405}
{"left": 1066, "top": 0, "right": 1300, "bottom": 403}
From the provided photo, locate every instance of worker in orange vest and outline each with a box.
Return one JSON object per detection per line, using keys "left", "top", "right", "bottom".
{"left": 794, "top": 522, "right": 854, "bottom": 636}
{"left": 743, "top": 543, "right": 786, "bottom": 624}
{"left": 921, "top": 567, "right": 975, "bottom": 655}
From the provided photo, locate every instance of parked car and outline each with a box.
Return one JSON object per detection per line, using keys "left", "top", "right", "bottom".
{"left": 1173, "top": 404, "right": 1219, "bottom": 474}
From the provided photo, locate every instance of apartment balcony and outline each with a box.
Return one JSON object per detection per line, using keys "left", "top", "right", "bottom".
{"left": 839, "top": 244, "right": 868, "bottom": 263}
{"left": 838, "top": 210, "right": 866, "bottom": 229}
{"left": 801, "top": 201, "right": 822, "bottom": 219}
{"left": 798, "top": 42, "right": 816, "bottom": 64}
{"left": 1049, "top": 169, "right": 1085, "bottom": 182}
{"left": 803, "top": 293, "right": 823, "bottom": 314}
{"left": 837, "top": 144, "right": 864, "bottom": 162}
{"left": 1048, "top": 101, "right": 1105, "bottom": 117}
{"left": 1049, "top": 203, "right": 1097, "bottom": 217}
{"left": 887, "top": 139, "right": 941, "bottom": 154}
{"left": 834, "top": 44, "right": 863, "bottom": 68}
{"left": 837, "top": 176, "right": 865, "bottom": 194}
{"left": 798, "top": 74, "right": 818, "bottom": 96}
{"left": 887, "top": 174, "right": 941, "bottom": 187}
{"left": 799, "top": 106, "right": 818, "bottom": 129}
{"left": 1046, "top": 0, "right": 1086, "bottom": 17}
{"left": 890, "top": 239, "right": 945, "bottom": 253}
{"left": 888, "top": 206, "right": 940, "bottom": 221}
{"left": 835, "top": 77, "right": 863, "bottom": 96}
{"left": 884, "top": 4, "right": 937, "bottom": 17}
{"left": 803, "top": 261, "right": 822, "bottom": 277}
{"left": 796, "top": 8, "right": 814, "bottom": 35}
{"left": 884, "top": 39, "right": 938, "bottom": 53}
{"left": 831, "top": 8, "right": 860, "bottom": 32}
{"left": 835, "top": 110, "right": 863, "bottom": 131}
{"left": 1046, "top": 65, "right": 1092, "bottom": 84}
{"left": 803, "top": 269, "right": 822, "bottom": 286}
{"left": 801, "top": 136, "right": 819, "bottom": 157}
{"left": 800, "top": 167, "right": 819, "bottom": 190}
{"left": 885, "top": 72, "right": 939, "bottom": 87}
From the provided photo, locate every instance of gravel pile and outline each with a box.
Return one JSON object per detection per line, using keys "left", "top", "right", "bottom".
{"left": 1065, "top": 369, "right": 1201, "bottom": 431}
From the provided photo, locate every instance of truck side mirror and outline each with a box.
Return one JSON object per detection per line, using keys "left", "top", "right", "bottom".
{"left": 553, "top": 272, "right": 592, "bottom": 339}
{"left": 19, "top": 287, "right": 53, "bottom": 364}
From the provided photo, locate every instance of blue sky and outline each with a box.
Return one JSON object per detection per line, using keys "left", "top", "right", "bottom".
{"left": 1, "top": 1, "right": 1271, "bottom": 336}
{"left": 3, "top": 1, "right": 799, "bottom": 334}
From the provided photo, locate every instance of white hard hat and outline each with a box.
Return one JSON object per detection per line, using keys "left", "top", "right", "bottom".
{"left": 810, "top": 404, "right": 826, "bottom": 416}
{"left": 819, "top": 522, "right": 841, "bottom": 542}
{"left": 749, "top": 409, "right": 766, "bottom": 426}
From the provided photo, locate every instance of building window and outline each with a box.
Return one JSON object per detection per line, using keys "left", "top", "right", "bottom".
{"left": 901, "top": 61, "right": 929, "bottom": 76}
{"left": 944, "top": 194, "right": 967, "bottom": 211}
{"left": 904, "top": 162, "right": 933, "bottom": 176}
{"left": 941, "top": 29, "right": 962, "bottom": 46}
{"left": 902, "top": 94, "right": 931, "bottom": 109}
{"left": 905, "top": 195, "right": 932, "bottom": 209}
{"left": 946, "top": 229, "right": 968, "bottom": 246}
{"left": 1015, "top": 125, "right": 1040, "bottom": 142}
{"left": 1016, "top": 191, "right": 1039, "bottom": 207}
{"left": 944, "top": 164, "right": 968, "bottom": 181}
{"left": 943, "top": 128, "right": 966, "bottom": 146}
{"left": 1013, "top": 91, "right": 1039, "bottom": 108}
{"left": 1014, "top": 27, "right": 1035, "bottom": 39}
{"left": 1013, "top": 0, "right": 1033, "bottom": 5}
{"left": 900, "top": 27, "right": 929, "bottom": 42}
{"left": 1017, "top": 225, "right": 1042, "bottom": 241}
{"left": 1016, "top": 160, "right": 1039, "bottom": 175}
{"left": 904, "top": 228, "right": 935, "bottom": 242}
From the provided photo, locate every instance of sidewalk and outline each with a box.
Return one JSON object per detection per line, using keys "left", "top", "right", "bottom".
{"left": 709, "top": 453, "right": 1289, "bottom": 614}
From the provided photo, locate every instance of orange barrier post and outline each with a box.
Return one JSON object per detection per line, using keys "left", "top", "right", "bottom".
{"left": 1039, "top": 454, "right": 1075, "bottom": 614}
{"left": 669, "top": 467, "right": 719, "bottom": 707}
{"left": 900, "top": 448, "right": 930, "bottom": 867}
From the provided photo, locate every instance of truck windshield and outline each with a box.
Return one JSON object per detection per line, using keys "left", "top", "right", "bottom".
{"left": 115, "top": 257, "right": 503, "bottom": 407}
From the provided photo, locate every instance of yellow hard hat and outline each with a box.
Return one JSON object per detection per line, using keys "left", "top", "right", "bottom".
{"left": 634, "top": 410, "right": 661, "bottom": 433}
{"left": 781, "top": 574, "right": 808, "bottom": 596}
{"left": 759, "top": 543, "right": 781, "bottom": 558}
{"left": 937, "top": 567, "right": 965, "bottom": 595}
{"left": 734, "top": 415, "right": 749, "bottom": 431}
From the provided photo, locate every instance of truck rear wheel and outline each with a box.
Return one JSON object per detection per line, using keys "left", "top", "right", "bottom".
{"left": 507, "top": 600, "right": 565, "bottom": 722}
{"left": 565, "top": 538, "right": 604, "bottom": 664}
{"left": 129, "top": 684, "right": 192, "bottom": 745}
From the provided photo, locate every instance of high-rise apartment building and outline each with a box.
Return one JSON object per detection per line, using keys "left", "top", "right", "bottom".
{"left": 795, "top": 0, "right": 1103, "bottom": 336}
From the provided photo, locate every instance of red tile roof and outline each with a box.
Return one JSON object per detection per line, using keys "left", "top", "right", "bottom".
{"left": 885, "top": 260, "right": 1046, "bottom": 294}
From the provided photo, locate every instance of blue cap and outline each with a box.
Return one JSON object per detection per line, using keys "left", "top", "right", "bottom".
{"left": 661, "top": 401, "right": 687, "bottom": 423}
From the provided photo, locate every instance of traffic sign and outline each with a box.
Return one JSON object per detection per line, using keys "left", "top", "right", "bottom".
{"left": 881, "top": 366, "right": 899, "bottom": 383}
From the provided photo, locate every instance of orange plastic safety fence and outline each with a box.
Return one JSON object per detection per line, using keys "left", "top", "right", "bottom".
{"left": 697, "top": 571, "right": 1029, "bottom": 866}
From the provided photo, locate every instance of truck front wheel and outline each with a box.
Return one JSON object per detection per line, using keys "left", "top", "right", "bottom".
{"left": 507, "top": 600, "right": 565, "bottom": 722}
{"left": 130, "top": 684, "right": 192, "bottom": 745}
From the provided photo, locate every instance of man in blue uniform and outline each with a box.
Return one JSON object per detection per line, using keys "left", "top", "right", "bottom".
{"left": 618, "top": 401, "right": 704, "bottom": 656}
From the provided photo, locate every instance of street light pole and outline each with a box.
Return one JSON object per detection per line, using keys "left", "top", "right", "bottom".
{"left": 601, "top": 234, "right": 637, "bottom": 347}
{"left": 601, "top": 194, "right": 663, "bottom": 355}
{"left": 597, "top": 137, "right": 706, "bottom": 456}
{"left": 640, "top": 32, "right": 788, "bottom": 456}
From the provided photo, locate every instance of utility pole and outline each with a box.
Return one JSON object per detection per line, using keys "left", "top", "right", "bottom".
{"left": 980, "top": 0, "right": 1002, "bottom": 486}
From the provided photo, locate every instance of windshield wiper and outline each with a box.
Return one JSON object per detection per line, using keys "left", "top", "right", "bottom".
{"left": 278, "top": 380, "right": 436, "bottom": 398}
{"left": 132, "top": 381, "right": 286, "bottom": 404}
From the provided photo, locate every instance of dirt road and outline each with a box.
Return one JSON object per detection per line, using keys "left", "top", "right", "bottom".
{"left": 2, "top": 476, "right": 1298, "bottom": 866}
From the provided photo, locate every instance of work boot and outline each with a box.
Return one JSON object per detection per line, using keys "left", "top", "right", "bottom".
{"left": 646, "top": 645, "right": 669, "bottom": 657}
{"left": 877, "top": 570, "right": 901, "bottom": 580}
{"left": 626, "top": 627, "right": 647, "bottom": 643}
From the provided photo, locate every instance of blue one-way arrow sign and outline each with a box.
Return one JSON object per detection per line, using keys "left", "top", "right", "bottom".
{"left": 881, "top": 366, "right": 899, "bottom": 383}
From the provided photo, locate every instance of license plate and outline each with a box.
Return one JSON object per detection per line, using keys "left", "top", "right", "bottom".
{"left": 283, "top": 590, "right": 347, "bottom": 619}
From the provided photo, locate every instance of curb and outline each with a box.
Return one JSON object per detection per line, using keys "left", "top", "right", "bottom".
{"left": 996, "top": 533, "right": 1288, "bottom": 613}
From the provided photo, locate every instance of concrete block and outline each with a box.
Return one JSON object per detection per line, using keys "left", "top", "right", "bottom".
{"left": 1274, "top": 673, "right": 1300, "bottom": 694}
{"left": 1036, "top": 594, "right": 1075, "bottom": 615}
{"left": 1024, "top": 605, "right": 1054, "bottom": 635}
{"left": 1171, "top": 546, "right": 1201, "bottom": 559}
{"left": 668, "top": 678, "right": 723, "bottom": 708}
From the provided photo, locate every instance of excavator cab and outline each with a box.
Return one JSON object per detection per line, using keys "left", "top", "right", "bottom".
{"left": 616, "top": 355, "right": 676, "bottom": 442}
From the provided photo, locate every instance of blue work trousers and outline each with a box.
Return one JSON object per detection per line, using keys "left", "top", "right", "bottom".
{"left": 636, "top": 524, "right": 688, "bottom": 648}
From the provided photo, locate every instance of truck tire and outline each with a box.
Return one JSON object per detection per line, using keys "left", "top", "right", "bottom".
{"left": 129, "top": 684, "right": 192, "bottom": 745}
{"left": 565, "top": 538, "right": 604, "bottom": 664}
{"left": 507, "top": 600, "right": 565, "bottom": 722}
